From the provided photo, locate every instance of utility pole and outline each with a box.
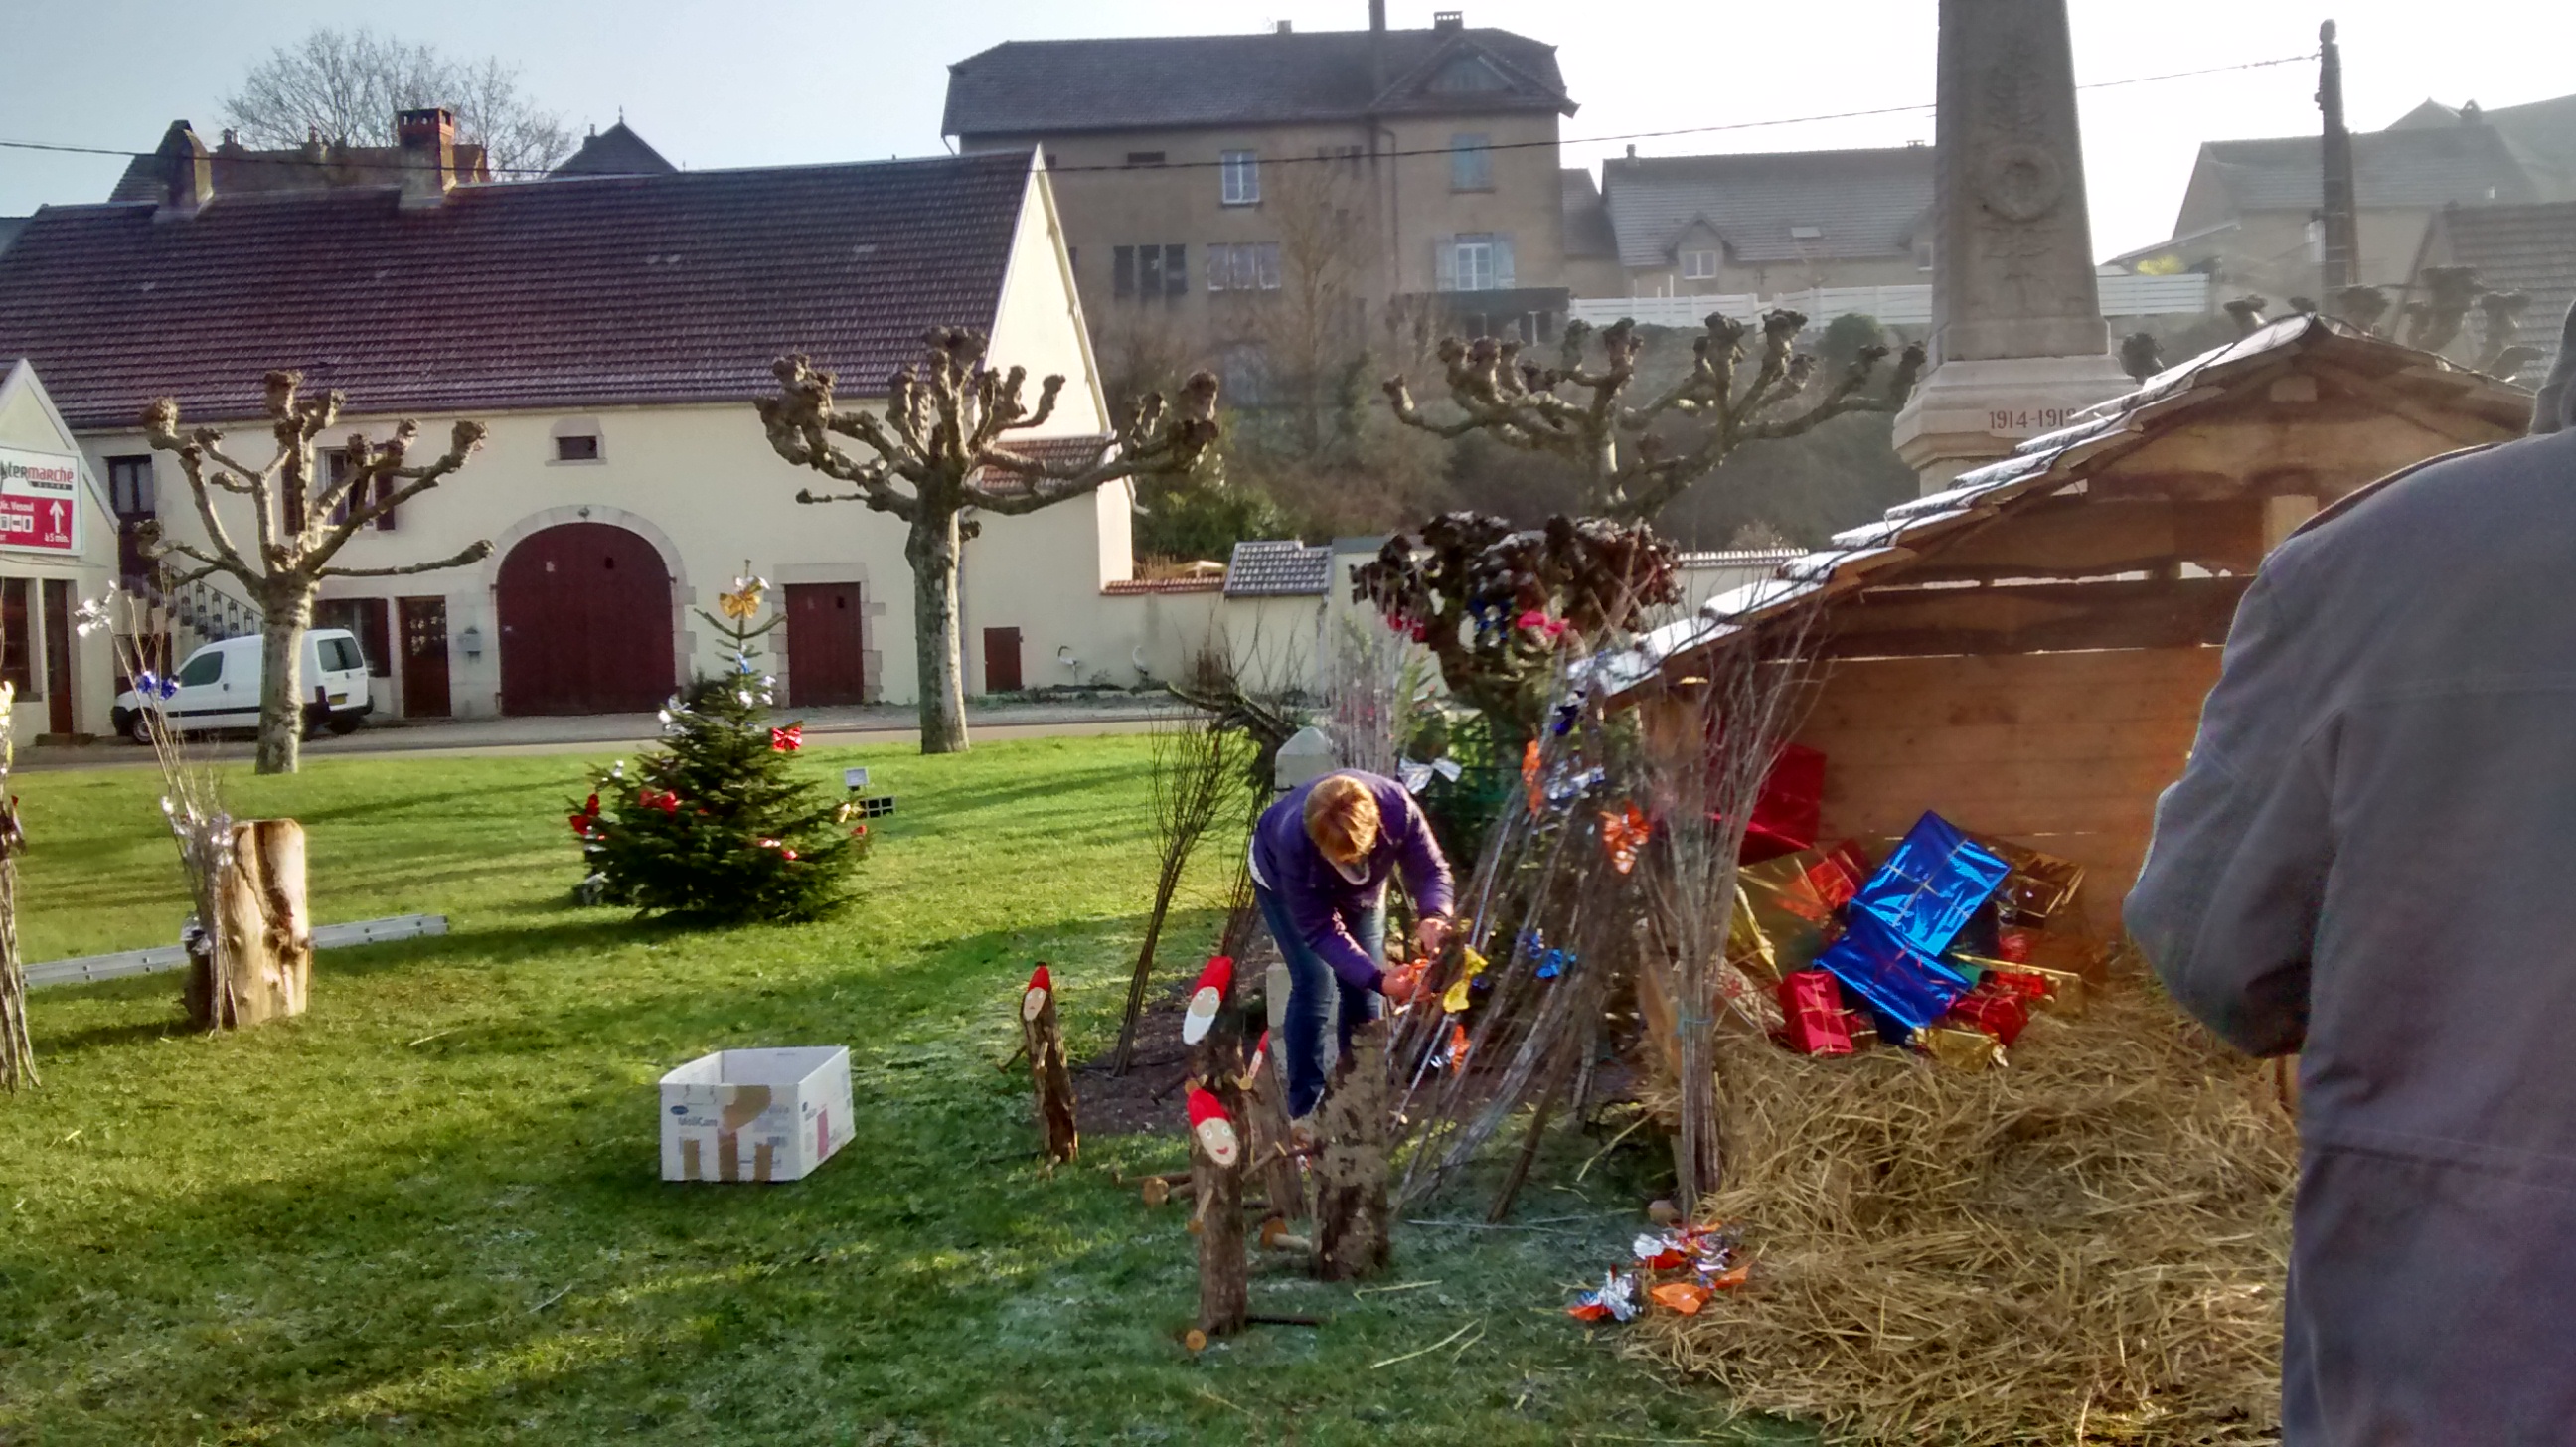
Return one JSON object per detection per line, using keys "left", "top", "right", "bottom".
{"left": 2317, "top": 19, "right": 2362, "bottom": 292}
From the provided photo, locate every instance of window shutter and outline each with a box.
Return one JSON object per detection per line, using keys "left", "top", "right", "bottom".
{"left": 1495, "top": 236, "right": 1516, "bottom": 290}
{"left": 1166, "top": 244, "right": 1188, "bottom": 296}
{"left": 1435, "top": 240, "right": 1458, "bottom": 293}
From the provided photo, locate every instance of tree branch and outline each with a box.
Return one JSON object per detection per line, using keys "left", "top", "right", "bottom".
{"left": 307, "top": 420, "right": 489, "bottom": 571}
{"left": 756, "top": 354, "right": 923, "bottom": 523}
{"left": 319, "top": 538, "right": 495, "bottom": 578}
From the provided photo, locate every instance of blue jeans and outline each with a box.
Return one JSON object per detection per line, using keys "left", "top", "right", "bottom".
{"left": 1254, "top": 884, "right": 1383, "bottom": 1119}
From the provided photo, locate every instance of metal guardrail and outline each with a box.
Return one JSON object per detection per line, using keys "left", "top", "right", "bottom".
{"left": 26, "top": 912, "right": 448, "bottom": 989}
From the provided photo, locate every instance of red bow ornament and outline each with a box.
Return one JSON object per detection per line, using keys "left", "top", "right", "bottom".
{"left": 638, "top": 787, "right": 682, "bottom": 815}
{"left": 770, "top": 725, "right": 803, "bottom": 752}
{"left": 1600, "top": 803, "right": 1653, "bottom": 875}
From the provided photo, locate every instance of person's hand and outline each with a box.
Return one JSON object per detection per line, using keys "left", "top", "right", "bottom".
{"left": 1414, "top": 915, "right": 1453, "bottom": 961}
{"left": 1380, "top": 960, "right": 1427, "bottom": 1004}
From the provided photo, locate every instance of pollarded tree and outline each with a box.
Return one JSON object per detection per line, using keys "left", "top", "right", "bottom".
{"left": 757, "top": 327, "right": 1221, "bottom": 754}
{"left": 142, "top": 369, "right": 491, "bottom": 774}
{"left": 1383, "top": 311, "right": 1924, "bottom": 522}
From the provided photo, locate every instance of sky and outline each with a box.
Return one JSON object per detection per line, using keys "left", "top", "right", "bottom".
{"left": 4, "top": 1, "right": 2573, "bottom": 260}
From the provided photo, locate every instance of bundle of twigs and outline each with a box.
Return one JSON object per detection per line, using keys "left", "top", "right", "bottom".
{"left": 0, "top": 647, "right": 30, "bottom": 1090}
{"left": 1112, "top": 655, "right": 1248, "bottom": 1073}
{"left": 1632, "top": 979, "right": 2297, "bottom": 1445}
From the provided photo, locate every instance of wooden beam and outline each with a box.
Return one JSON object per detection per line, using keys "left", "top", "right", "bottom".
{"left": 2308, "top": 359, "right": 2521, "bottom": 448}
{"left": 1820, "top": 576, "right": 2250, "bottom": 658}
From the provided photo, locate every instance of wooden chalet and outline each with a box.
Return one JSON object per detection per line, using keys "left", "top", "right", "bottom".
{"left": 1603, "top": 315, "right": 2533, "bottom": 933}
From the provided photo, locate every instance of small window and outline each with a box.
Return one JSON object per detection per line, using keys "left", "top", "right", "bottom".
{"left": 1441, "top": 233, "right": 1512, "bottom": 292}
{"left": 1220, "top": 150, "right": 1259, "bottom": 206}
{"left": 556, "top": 433, "right": 601, "bottom": 463}
{"left": 107, "top": 456, "right": 154, "bottom": 518}
{"left": 1124, "top": 151, "right": 1166, "bottom": 167}
{"left": 320, "top": 636, "right": 365, "bottom": 673}
{"left": 1682, "top": 248, "right": 1719, "bottom": 281}
{"left": 178, "top": 648, "right": 225, "bottom": 687}
{"left": 1449, "top": 133, "right": 1492, "bottom": 191}
{"left": 1208, "top": 242, "right": 1282, "bottom": 292}
{"left": 1789, "top": 225, "right": 1823, "bottom": 241}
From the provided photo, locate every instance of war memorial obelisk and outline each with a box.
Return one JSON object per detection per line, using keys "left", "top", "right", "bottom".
{"left": 1892, "top": 0, "right": 2133, "bottom": 491}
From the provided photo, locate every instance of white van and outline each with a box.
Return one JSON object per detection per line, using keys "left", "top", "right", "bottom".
{"left": 111, "top": 629, "right": 374, "bottom": 744}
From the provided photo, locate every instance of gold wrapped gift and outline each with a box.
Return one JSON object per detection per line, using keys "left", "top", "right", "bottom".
{"left": 1948, "top": 953, "right": 2090, "bottom": 1016}
{"left": 1916, "top": 1024, "right": 2006, "bottom": 1071}
{"left": 1972, "top": 836, "right": 2085, "bottom": 926}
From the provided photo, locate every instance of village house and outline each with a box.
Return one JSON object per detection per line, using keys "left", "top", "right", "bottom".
{"left": 1594, "top": 144, "right": 1937, "bottom": 301}
{"left": 0, "top": 361, "right": 119, "bottom": 740}
{"left": 942, "top": 6, "right": 1580, "bottom": 381}
{"left": 2403, "top": 200, "right": 2576, "bottom": 381}
{"left": 0, "top": 111, "right": 1150, "bottom": 723}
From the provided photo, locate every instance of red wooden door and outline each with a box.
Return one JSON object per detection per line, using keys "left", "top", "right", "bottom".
{"left": 983, "top": 626, "right": 1023, "bottom": 694}
{"left": 397, "top": 596, "right": 451, "bottom": 719}
{"left": 496, "top": 524, "right": 673, "bottom": 715}
{"left": 41, "top": 579, "right": 75, "bottom": 735}
{"left": 786, "top": 582, "right": 867, "bottom": 706}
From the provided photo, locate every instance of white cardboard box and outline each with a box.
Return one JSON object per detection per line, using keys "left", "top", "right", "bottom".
{"left": 660, "top": 1046, "right": 855, "bottom": 1183}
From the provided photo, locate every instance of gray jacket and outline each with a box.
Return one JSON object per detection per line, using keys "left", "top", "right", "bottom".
{"left": 2129, "top": 425, "right": 2576, "bottom": 1442}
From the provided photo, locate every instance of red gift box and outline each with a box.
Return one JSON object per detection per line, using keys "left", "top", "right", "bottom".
{"left": 1776, "top": 969, "right": 1854, "bottom": 1055}
{"left": 1996, "top": 927, "right": 2037, "bottom": 964}
{"left": 1741, "top": 744, "right": 1826, "bottom": 865}
{"left": 1940, "top": 981, "right": 2031, "bottom": 1046}
{"left": 1806, "top": 840, "right": 1872, "bottom": 912}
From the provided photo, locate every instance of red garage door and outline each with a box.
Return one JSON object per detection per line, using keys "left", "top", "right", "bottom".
{"left": 786, "top": 581, "right": 868, "bottom": 706}
{"left": 496, "top": 523, "right": 674, "bottom": 715}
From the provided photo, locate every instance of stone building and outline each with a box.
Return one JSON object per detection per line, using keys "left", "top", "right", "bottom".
{"left": 1592, "top": 145, "right": 1936, "bottom": 300}
{"left": 942, "top": 7, "right": 1580, "bottom": 384}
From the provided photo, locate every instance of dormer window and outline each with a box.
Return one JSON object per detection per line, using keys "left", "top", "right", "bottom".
{"left": 1682, "top": 249, "right": 1719, "bottom": 281}
{"left": 552, "top": 417, "right": 605, "bottom": 464}
{"left": 1790, "top": 225, "right": 1824, "bottom": 241}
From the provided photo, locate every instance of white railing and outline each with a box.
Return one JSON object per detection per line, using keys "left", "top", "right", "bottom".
{"left": 1570, "top": 272, "right": 2212, "bottom": 330}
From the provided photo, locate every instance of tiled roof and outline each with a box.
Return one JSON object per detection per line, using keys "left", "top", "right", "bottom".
{"left": 2195, "top": 122, "right": 2535, "bottom": 214}
{"left": 1560, "top": 168, "right": 1617, "bottom": 260}
{"left": 1223, "top": 539, "right": 1332, "bottom": 596}
{"left": 1103, "top": 576, "right": 1223, "bottom": 595}
{"left": 1599, "top": 146, "right": 1933, "bottom": 269}
{"left": 2428, "top": 201, "right": 2576, "bottom": 375}
{"left": 0, "top": 151, "right": 1037, "bottom": 431}
{"left": 968, "top": 433, "right": 1117, "bottom": 492}
{"left": 2397, "top": 94, "right": 2576, "bottom": 196}
{"left": 1596, "top": 316, "right": 2532, "bottom": 702}
{"left": 943, "top": 26, "right": 1571, "bottom": 138}
{"left": 551, "top": 122, "right": 677, "bottom": 178}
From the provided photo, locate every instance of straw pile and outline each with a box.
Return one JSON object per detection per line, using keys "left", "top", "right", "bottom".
{"left": 1631, "top": 977, "right": 2297, "bottom": 1445}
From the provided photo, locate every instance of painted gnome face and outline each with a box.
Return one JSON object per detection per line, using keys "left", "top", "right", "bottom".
{"left": 1187, "top": 1087, "right": 1239, "bottom": 1168}
{"left": 1180, "top": 955, "right": 1234, "bottom": 1046}
{"left": 1022, "top": 964, "right": 1051, "bottom": 1024}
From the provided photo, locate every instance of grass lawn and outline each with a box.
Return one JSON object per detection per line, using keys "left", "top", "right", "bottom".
{"left": 0, "top": 736, "right": 1790, "bottom": 1445}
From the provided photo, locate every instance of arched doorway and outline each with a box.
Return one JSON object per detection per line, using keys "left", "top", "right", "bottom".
{"left": 496, "top": 522, "right": 674, "bottom": 715}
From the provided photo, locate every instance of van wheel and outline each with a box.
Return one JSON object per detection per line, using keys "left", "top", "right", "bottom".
{"left": 327, "top": 716, "right": 362, "bottom": 736}
{"left": 125, "top": 713, "right": 157, "bottom": 746}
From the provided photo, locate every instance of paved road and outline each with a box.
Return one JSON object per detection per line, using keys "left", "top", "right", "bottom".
{"left": 24, "top": 700, "right": 1190, "bottom": 771}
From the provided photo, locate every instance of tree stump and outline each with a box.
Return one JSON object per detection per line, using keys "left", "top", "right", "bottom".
{"left": 190, "top": 819, "right": 311, "bottom": 1032}
{"left": 1312, "top": 1016, "right": 1391, "bottom": 1281}
{"left": 1188, "top": 1082, "right": 1248, "bottom": 1338}
{"left": 1020, "top": 965, "right": 1078, "bottom": 1165}
{"left": 1243, "top": 1035, "right": 1307, "bottom": 1223}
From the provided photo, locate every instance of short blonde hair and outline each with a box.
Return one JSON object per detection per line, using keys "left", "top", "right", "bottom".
{"left": 1304, "top": 774, "right": 1380, "bottom": 865}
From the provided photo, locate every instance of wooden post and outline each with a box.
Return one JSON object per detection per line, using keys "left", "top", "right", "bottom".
{"left": 1187, "top": 957, "right": 1249, "bottom": 1339}
{"left": 1243, "top": 1035, "right": 1307, "bottom": 1222}
{"left": 1312, "top": 1016, "right": 1391, "bottom": 1281}
{"left": 191, "top": 818, "right": 311, "bottom": 1032}
{"left": 1020, "top": 964, "right": 1078, "bottom": 1165}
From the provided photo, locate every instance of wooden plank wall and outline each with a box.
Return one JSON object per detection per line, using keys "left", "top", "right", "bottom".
{"left": 1792, "top": 647, "right": 2224, "bottom": 938}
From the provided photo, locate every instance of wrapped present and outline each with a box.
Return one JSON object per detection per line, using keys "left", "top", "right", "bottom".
{"left": 1973, "top": 835, "right": 2086, "bottom": 926}
{"left": 1941, "top": 981, "right": 2031, "bottom": 1046}
{"left": 1716, "top": 962, "right": 1786, "bottom": 1034}
{"left": 1843, "top": 1010, "right": 1881, "bottom": 1049}
{"left": 1775, "top": 969, "right": 1854, "bottom": 1055}
{"left": 1851, "top": 812, "right": 2010, "bottom": 957}
{"left": 1995, "top": 926, "right": 2037, "bottom": 964}
{"left": 1741, "top": 743, "right": 1826, "bottom": 865}
{"left": 1916, "top": 1024, "right": 2007, "bottom": 1071}
{"left": 1815, "top": 908, "right": 1974, "bottom": 1034}
{"left": 1725, "top": 884, "right": 1777, "bottom": 980}
{"left": 1809, "top": 840, "right": 1873, "bottom": 913}
{"left": 1738, "top": 855, "right": 1839, "bottom": 972}
{"left": 1949, "top": 956, "right": 2089, "bottom": 1015}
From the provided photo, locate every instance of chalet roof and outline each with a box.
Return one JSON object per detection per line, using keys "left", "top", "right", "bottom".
{"left": 942, "top": 25, "right": 1572, "bottom": 139}
{"left": 2392, "top": 92, "right": 2576, "bottom": 196}
{"left": 550, "top": 121, "right": 677, "bottom": 178}
{"left": 2424, "top": 201, "right": 2576, "bottom": 375}
{"left": 1599, "top": 146, "right": 1934, "bottom": 269}
{"left": 1560, "top": 168, "right": 1618, "bottom": 259}
{"left": 1597, "top": 316, "right": 2533, "bottom": 701}
{"left": 0, "top": 151, "right": 1038, "bottom": 432}
{"left": 2193, "top": 122, "right": 2535, "bottom": 215}
{"left": 1223, "top": 539, "right": 1333, "bottom": 596}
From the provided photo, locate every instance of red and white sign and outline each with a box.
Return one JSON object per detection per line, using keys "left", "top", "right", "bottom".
{"left": 0, "top": 445, "right": 80, "bottom": 556}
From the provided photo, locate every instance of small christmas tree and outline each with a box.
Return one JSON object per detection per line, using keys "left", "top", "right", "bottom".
{"left": 570, "top": 572, "right": 865, "bottom": 921}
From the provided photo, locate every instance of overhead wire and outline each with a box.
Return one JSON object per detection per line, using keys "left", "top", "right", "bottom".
{"left": 0, "top": 51, "right": 2314, "bottom": 182}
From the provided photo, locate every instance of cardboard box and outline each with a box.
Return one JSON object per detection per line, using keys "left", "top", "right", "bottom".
{"left": 660, "top": 1046, "right": 854, "bottom": 1183}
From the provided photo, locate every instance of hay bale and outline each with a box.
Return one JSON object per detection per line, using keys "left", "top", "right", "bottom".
{"left": 1633, "top": 978, "right": 2295, "bottom": 1445}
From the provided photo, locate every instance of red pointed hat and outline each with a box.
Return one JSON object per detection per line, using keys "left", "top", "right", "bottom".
{"left": 1193, "top": 955, "right": 1235, "bottom": 997}
{"left": 1026, "top": 964, "right": 1051, "bottom": 995}
{"left": 1187, "top": 1086, "right": 1230, "bottom": 1129}
{"left": 1248, "top": 1029, "right": 1270, "bottom": 1069}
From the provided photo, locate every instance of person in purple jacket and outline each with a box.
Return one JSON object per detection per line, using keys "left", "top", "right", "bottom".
{"left": 1252, "top": 770, "right": 1454, "bottom": 1121}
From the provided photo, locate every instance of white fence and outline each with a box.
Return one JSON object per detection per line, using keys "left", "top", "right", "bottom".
{"left": 1570, "top": 272, "right": 2211, "bottom": 331}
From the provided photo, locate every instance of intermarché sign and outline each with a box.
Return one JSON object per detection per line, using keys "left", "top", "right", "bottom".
{"left": 0, "top": 445, "right": 80, "bottom": 555}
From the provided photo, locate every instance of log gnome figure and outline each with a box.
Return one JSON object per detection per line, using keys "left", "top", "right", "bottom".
{"left": 1181, "top": 954, "right": 1234, "bottom": 1046}
{"left": 1020, "top": 964, "right": 1078, "bottom": 1165}
{"left": 1186, "top": 1083, "right": 1249, "bottom": 1339}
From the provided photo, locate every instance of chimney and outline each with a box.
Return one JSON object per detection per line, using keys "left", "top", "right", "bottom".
{"left": 1276, "top": 19, "right": 1292, "bottom": 33}
{"left": 397, "top": 106, "right": 457, "bottom": 204}
{"left": 1368, "top": 0, "right": 1386, "bottom": 32}
{"left": 154, "top": 121, "right": 212, "bottom": 218}
{"left": 1433, "top": 9, "right": 1464, "bottom": 30}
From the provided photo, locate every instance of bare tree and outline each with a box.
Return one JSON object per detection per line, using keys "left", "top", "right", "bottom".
{"left": 141, "top": 371, "right": 492, "bottom": 774}
{"left": 222, "top": 27, "right": 572, "bottom": 175}
{"left": 758, "top": 328, "right": 1221, "bottom": 753}
{"left": 1385, "top": 312, "right": 1923, "bottom": 522}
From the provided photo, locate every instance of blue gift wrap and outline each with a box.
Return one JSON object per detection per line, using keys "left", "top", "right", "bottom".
{"left": 1816, "top": 908, "right": 1974, "bottom": 1034}
{"left": 1851, "top": 811, "right": 2011, "bottom": 957}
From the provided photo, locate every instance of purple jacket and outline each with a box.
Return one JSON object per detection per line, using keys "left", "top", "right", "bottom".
{"left": 1252, "top": 770, "right": 1454, "bottom": 992}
